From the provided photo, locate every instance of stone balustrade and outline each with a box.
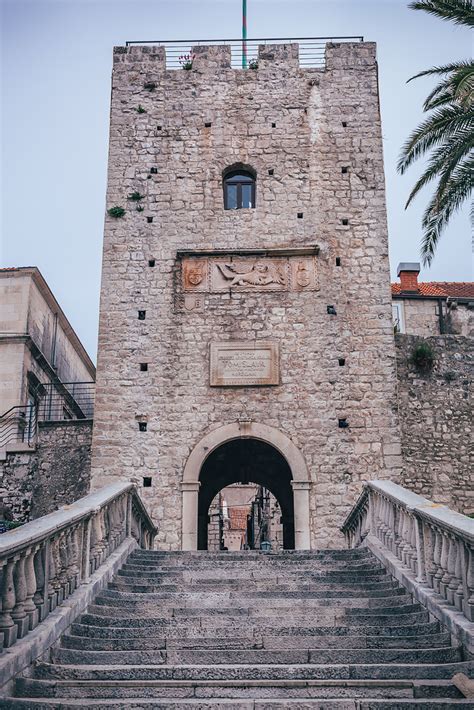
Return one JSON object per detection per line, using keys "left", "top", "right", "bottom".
{"left": 0, "top": 482, "right": 156, "bottom": 649}
{"left": 342, "top": 480, "right": 474, "bottom": 624}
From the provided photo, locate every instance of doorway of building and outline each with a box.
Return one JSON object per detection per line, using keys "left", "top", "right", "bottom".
{"left": 197, "top": 439, "right": 295, "bottom": 550}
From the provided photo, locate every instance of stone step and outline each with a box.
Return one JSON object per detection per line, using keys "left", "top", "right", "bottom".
{"left": 94, "top": 590, "right": 414, "bottom": 608}
{"left": 109, "top": 577, "right": 400, "bottom": 597}
{"left": 60, "top": 632, "right": 452, "bottom": 652}
{"left": 82, "top": 605, "right": 429, "bottom": 627}
{"left": 131, "top": 549, "right": 372, "bottom": 559}
{"left": 32, "top": 660, "right": 474, "bottom": 682}
{"left": 117, "top": 568, "right": 388, "bottom": 580}
{"left": 121, "top": 560, "right": 383, "bottom": 572}
{"left": 71, "top": 620, "right": 442, "bottom": 639}
{"left": 6, "top": 698, "right": 473, "bottom": 708}
{"left": 13, "top": 676, "right": 465, "bottom": 701}
{"left": 50, "top": 646, "right": 462, "bottom": 667}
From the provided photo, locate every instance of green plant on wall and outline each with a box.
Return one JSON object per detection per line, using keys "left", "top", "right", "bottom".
{"left": 411, "top": 341, "right": 435, "bottom": 371}
{"left": 136, "top": 105, "right": 146, "bottom": 114}
{"left": 136, "top": 206, "right": 144, "bottom": 212}
{"left": 128, "top": 191, "right": 145, "bottom": 202}
{"left": 107, "top": 206, "right": 126, "bottom": 218}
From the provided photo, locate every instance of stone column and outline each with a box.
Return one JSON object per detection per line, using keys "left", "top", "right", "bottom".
{"left": 181, "top": 481, "right": 200, "bottom": 551}
{"left": 292, "top": 481, "right": 311, "bottom": 550}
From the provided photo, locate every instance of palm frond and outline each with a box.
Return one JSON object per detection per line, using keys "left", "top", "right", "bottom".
{"left": 405, "top": 133, "right": 474, "bottom": 206}
{"left": 419, "top": 156, "right": 474, "bottom": 264}
{"left": 398, "top": 105, "right": 474, "bottom": 173}
{"left": 408, "top": 59, "right": 474, "bottom": 83}
{"left": 409, "top": 1, "right": 474, "bottom": 29}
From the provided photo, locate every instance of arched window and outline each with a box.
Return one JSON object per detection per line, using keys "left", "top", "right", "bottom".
{"left": 223, "top": 169, "right": 256, "bottom": 210}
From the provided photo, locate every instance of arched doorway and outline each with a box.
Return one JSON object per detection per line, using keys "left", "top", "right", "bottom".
{"left": 181, "top": 422, "right": 311, "bottom": 550}
{"left": 198, "top": 439, "right": 295, "bottom": 549}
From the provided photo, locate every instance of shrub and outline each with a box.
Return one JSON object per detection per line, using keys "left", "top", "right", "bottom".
{"left": 411, "top": 341, "right": 435, "bottom": 371}
{"left": 128, "top": 191, "right": 144, "bottom": 202}
{"left": 107, "top": 206, "right": 125, "bottom": 218}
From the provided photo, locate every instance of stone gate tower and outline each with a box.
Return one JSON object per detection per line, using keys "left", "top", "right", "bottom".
{"left": 91, "top": 40, "right": 403, "bottom": 550}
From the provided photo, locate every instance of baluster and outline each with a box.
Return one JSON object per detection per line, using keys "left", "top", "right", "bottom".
{"left": 33, "top": 545, "right": 47, "bottom": 621}
{"left": 413, "top": 514, "right": 426, "bottom": 584}
{"left": 446, "top": 535, "right": 460, "bottom": 606}
{"left": 0, "top": 558, "right": 17, "bottom": 647}
{"left": 454, "top": 539, "right": 465, "bottom": 611}
{"left": 432, "top": 527, "right": 444, "bottom": 594}
{"left": 396, "top": 507, "right": 406, "bottom": 565}
{"left": 24, "top": 546, "right": 39, "bottom": 630}
{"left": 48, "top": 536, "right": 60, "bottom": 611}
{"left": 392, "top": 504, "right": 401, "bottom": 557}
{"left": 68, "top": 526, "right": 80, "bottom": 592}
{"left": 408, "top": 514, "right": 418, "bottom": 573}
{"left": 464, "top": 544, "right": 474, "bottom": 621}
{"left": 11, "top": 553, "right": 29, "bottom": 639}
{"left": 90, "top": 512, "right": 102, "bottom": 572}
{"left": 424, "top": 523, "right": 437, "bottom": 589}
{"left": 439, "top": 532, "right": 451, "bottom": 601}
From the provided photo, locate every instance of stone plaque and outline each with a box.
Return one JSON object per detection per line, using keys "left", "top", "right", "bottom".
{"left": 210, "top": 341, "right": 279, "bottom": 386}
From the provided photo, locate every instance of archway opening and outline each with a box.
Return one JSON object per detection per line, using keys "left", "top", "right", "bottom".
{"left": 198, "top": 439, "right": 295, "bottom": 550}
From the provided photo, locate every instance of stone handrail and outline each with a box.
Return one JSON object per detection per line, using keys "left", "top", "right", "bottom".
{"left": 342, "top": 480, "right": 474, "bottom": 623}
{"left": 0, "top": 482, "right": 156, "bottom": 650}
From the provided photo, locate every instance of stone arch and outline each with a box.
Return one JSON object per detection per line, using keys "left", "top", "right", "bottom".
{"left": 181, "top": 422, "right": 311, "bottom": 550}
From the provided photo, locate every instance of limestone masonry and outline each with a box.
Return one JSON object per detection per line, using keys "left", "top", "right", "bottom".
{"left": 91, "top": 42, "right": 404, "bottom": 549}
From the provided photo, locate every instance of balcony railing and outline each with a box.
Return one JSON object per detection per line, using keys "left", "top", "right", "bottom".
{"left": 0, "top": 382, "right": 95, "bottom": 450}
{"left": 35, "top": 381, "right": 95, "bottom": 422}
{"left": 124, "top": 36, "right": 364, "bottom": 69}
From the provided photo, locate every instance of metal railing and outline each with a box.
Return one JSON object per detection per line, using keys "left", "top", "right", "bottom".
{"left": 0, "top": 482, "right": 156, "bottom": 649}
{"left": 35, "top": 381, "right": 95, "bottom": 422}
{"left": 0, "top": 405, "right": 37, "bottom": 449}
{"left": 0, "top": 382, "right": 95, "bottom": 450}
{"left": 125, "top": 36, "right": 364, "bottom": 69}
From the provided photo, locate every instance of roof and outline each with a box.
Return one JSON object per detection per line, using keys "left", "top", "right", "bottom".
{"left": 392, "top": 282, "right": 474, "bottom": 299}
{"left": 0, "top": 267, "right": 96, "bottom": 377}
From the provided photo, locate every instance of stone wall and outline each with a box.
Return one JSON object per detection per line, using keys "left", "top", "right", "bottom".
{"left": 0, "top": 420, "right": 92, "bottom": 522}
{"left": 395, "top": 335, "right": 473, "bottom": 515}
{"left": 393, "top": 297, "right": 474, "bottom": 338}
{"left": 91, "top": 41, "right": 403, "bottom": 549}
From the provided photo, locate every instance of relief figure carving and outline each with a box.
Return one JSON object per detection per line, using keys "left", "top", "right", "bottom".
{"left": 216, "top": 260, "right": 286, "bottom": 288}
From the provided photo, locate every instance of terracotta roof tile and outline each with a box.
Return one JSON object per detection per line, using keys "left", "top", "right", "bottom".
{"left": 392, "top": 282, "right": 474, "bottom": 298}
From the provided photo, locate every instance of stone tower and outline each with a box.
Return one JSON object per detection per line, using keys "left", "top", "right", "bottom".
{"left": 91, "top": 41, "right": 403, "bottom": 550}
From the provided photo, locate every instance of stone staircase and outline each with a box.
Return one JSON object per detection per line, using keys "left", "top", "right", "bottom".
{"left": 5, "top": 548, "right": 473, "bottom": 708}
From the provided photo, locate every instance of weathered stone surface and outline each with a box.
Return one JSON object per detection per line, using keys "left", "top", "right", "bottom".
{"left": 91, "top": 42, "right": 403, "bottom": 550}
{"left": 0, "top": 420, "right": 92, "bottom": 521}
{"left": 395, "top": 335, "right": 473, "bottom": 516}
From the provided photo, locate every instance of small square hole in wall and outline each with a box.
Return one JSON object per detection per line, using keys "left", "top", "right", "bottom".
{"left": 268, "top": 169, "right": 274, "bottom": 176}
{"left": 341, "top": 166, "right": 348, "bottom": 174}
{"left": 342, "top": 219, "right": 349, "bottom": 226}
{"left": 140, "top": 363, "right": 148, "bottom": 372}
{"left": 147, "top": 216, "right": 153, "bottom": 224}
{"left": 139, "top": 422, "right": 147, "bottom": 432}
{"left": 342, "top": 121, "right": 347, "bottom": 127}
{"left": 204, "top": 122, "right": 212, "bottom": 128}
{"left": 138, "top": 310, "right": 146, "bottom": 320}
{"left": 157, "top": 125, "right": 162, "bottom": 130}
{"left": 143, "top": 477, "right": 152, "bottom": 487}
{"left": 338, "top": 358, "right": 346, "bottom": 367}
{"left": 336, "top": 257, "right": 341, "bottom": 267}
{"left": 297, "top": 213, "right": 303, "bottom": 219}
{"left": 150, "top": 167, "right": 158, "bottom": 174}
{"left": 338, "top": 418, "right": 349, "bottom": 429}
{"left": 327, "top": 305, "right": 337, "bottom": 315}
{"left": 148, "top": 259, "right": 155, "bottom": 267}
{"left": 271, "top": 122, "right": 276, "bottom": 128}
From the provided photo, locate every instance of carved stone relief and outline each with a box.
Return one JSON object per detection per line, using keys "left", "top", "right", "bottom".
{"left": 182, "top": 255, "right": 318, "bottom": 294}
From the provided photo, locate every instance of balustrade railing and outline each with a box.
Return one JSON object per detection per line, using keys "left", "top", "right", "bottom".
{"left": 342, "top": 481, "right": 474, "bottom": 623}
{"left": 0, "top": 482, "right": 156, "bottom": 649}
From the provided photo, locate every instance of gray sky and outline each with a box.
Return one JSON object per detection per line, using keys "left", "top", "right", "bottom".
{"left": 1, "top": 0, "right": 472, "bottom": 362}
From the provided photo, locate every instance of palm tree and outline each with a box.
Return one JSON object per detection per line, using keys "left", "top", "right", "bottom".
{"left": 397, "top": 0, "right": 474, "bottom": 266}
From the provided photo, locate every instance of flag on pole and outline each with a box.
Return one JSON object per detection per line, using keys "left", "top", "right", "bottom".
{"left": 242, "top": 0, "right": 247, "bottom": 69}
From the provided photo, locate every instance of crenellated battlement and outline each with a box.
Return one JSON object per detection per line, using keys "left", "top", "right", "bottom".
{"left": 113, "top": 37, "right": 372, "bottom": 72}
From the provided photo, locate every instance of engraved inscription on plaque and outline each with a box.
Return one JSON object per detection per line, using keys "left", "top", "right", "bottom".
{"left": 210, "top": 341, "right": 279, "bottom": 386}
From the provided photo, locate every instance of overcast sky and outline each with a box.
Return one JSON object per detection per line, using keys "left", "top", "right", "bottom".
{"left": 1, "top": 0, "right": 472, "bottom": 362}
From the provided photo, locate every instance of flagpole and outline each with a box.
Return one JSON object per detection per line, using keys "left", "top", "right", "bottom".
{"left": 242, "top": 0, "right": 247, "bottom": 69}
